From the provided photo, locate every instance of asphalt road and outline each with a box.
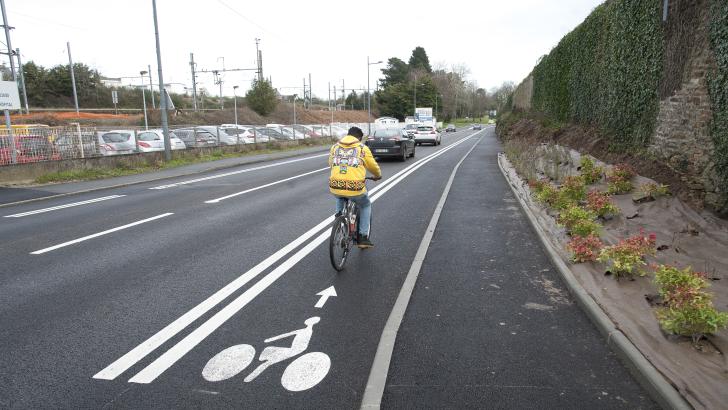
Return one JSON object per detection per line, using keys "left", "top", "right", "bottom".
{"left": 0, "top": 127, "right": 656, "bottom": 409}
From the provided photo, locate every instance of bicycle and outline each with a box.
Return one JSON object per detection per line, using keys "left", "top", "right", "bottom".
{"left": 329, "top": 176, "right": 377, "bottom": 271}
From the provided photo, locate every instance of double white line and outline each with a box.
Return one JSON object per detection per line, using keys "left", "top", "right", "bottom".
{"left": 94, "top": 133, "right": 479, "bottom": 384}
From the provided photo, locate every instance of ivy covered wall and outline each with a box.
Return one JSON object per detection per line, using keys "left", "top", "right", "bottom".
{"left": 531, "top": 0, "right": 663, "bottom": 148}
{"left": 709, "top": 0, "right": 728, "bottom": 195}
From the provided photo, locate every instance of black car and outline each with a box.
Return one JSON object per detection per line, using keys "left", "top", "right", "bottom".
{"left": 366, "top": 128, "right": 415, "bottom": 161}
{"left": 445, "top": 124, "right": 456, "bottom": 132}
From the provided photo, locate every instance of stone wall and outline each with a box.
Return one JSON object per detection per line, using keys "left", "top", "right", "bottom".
{"left": 649, "top": 1, "right": 725, "bottom": 213}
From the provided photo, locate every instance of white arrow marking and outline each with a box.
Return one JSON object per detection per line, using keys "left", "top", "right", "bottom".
{"left": 314, "top": 286, "right": 337, "bottom": 308}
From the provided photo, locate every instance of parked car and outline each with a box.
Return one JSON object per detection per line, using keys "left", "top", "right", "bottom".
{"left": 98, "top": 130, "right": 136, "bottom": 156}
{"left": 136, "top": 129, "right": 186, "bottom": 152}
{"left": 195, "top": 126, "right": 245, "bottom": 146}
{"left": 366, "top": 128, "right": 415, "bottom": 161}
{"left": 445, "top": 124, "right": 457, "bottom": 132}
{"left": 53, "top": 131, "right": 98, "bottom": 159}
{"left": 413, "top": 125, "right": 441, "bottom": 146}
{"left": 0, "top": 133, "right": 59, "bottom": 165}
{"left": 329, "top": 125, "right": 348, "bottom": 138}
{"left": 172, "top": 128, "right": 218, "bottom": 148}
{"left": 472, "top": 123, "right": 482, "bottom": 130}
{"left": 290, "top": 124, "right": 316, "bottom": 138}
{"left": 253, "top": 127, "right": 289, "bottom": 142}
{"left": 278, "top": 126, "right": 303, "bottom": 140}
{"left": 219, "top": 125, "right": 255, "bottom": 144}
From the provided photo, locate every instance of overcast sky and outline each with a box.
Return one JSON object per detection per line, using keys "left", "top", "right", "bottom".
{"left": 7, "top": 0, "right": 603, "bottom": 98}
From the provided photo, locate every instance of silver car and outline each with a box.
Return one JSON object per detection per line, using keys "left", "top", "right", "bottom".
{"left": 98, "top": 130, "right": 136, "bottom": 156}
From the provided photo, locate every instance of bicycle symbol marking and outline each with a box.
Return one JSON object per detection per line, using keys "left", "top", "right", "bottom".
{"left": 202, "top": 316, "right": 331, "bottom": 392}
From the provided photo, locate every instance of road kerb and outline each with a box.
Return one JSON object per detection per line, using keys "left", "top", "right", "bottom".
{"left": 0, "top": 145, "right": 331, "bottom": 209}
{"left": 496, "top": 153, "right": 691, "bottom": 410}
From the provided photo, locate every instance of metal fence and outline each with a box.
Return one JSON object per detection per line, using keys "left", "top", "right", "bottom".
{"left": 0, "top": 122, "right": 369, "bottom": 167}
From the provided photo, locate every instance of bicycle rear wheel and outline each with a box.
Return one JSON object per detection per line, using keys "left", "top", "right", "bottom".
{"left": 329, "top": 215, "right": 350, "bottom": 271}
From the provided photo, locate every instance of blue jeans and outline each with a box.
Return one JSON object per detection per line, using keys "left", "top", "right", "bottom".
{"left": 335, "top": 194, "right": 371, "bottom": 236}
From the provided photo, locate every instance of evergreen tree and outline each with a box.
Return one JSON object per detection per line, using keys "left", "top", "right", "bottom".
{"left": 408, "top": 46, "right": 432, "bottom": 73}
{"left": 245, "top": 79, "right": 278, "bottom": 116}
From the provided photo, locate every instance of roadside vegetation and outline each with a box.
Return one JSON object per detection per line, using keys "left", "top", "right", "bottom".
{"left": 507, "top": 141, "right": 728, "bottom": 342}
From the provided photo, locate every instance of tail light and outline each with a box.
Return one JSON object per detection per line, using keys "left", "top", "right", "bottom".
{"left": 138, "top": 141, "right": 151, "bottom": 148}
{"left": 102, "top": 143, "right": 114, "bottom": 151}
{"left": 430, "top": 131, "right": 436, "bottom": 134}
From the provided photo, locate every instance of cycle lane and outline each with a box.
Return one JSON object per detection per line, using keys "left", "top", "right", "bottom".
{"left": 78, "top": 132, "right": 484, "bottom": 408}
{"left": 378, "top": 130, "right": 658, "bottom": 409}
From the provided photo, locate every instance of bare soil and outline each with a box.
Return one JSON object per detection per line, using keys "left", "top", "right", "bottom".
{"left": 11, "top": 103, "right": 370, "bottom": 128}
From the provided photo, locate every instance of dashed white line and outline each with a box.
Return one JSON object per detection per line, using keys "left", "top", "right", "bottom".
{"left": 4, "top": 195, "right": 126, "bottom": 218}
{"left": 30, "top": 213, "right": 173, "bottom": 255}
{"left": 149, "top": 154, "right": 328, "bottom": 190}
{"left": 205, "top": 167, "right": 329, "bottom": 204}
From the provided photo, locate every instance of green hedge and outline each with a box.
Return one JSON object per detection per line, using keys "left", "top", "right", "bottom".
{"left": 531, "top": 0, "right": 663, "bottom": 148}
{"left": 709, "top": 0, "right": 728, "bottom": 192}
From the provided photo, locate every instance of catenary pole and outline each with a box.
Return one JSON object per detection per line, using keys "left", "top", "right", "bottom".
{"left": 67, "top": 42, "right": 79, "bottom": 115}
{"left": 16, "top": 48, "right": 28, "bottom": 113}
{"left": 1, "top": 0, "right": 15, "bottom": 82}
{"left": 190, "top": 53, "right": 198, "bottom": 111}
{"left": 152, "top": 0, "right": 171, "bottom": 161}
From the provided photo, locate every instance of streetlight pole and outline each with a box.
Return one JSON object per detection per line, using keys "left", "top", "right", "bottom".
{"left": 140, "top": 70, "right": 148, "bottom": 130}
{"left": 413, "top": 74, "right": 417, "bottom": 118}
{"left": 292, "top": 94, "right": 297, "bottom": 136}
{"left": 367, "top": 56, "right": 383, "bottom": 136}
{"left": 152, "top": 0, "right": 171, "bottom": 161}
{"left": 233, "top": 85, "right": 239, "bottom": 127}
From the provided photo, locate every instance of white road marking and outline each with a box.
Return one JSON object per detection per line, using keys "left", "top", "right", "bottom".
{"left": 314, "top": 286, "right": 337, "bottom": 308}
{"left": 126, "top": 135, "right": 477, "bottom": 384}
{"left": 95, "top": 133, "right": 476, "bottom": 382}
{"left": 205, "top": 167, "right": 329, "bottom": 204}
{"left": 30, "top": 213, "right": 173, "bottom": 255}
{"left": 149, "top": 154, "right": 328, "bottom": 190}
{"left": 4, "top": 195, "right": 126, "bottom": 218}
{"left": 201, "top": 344, "right": 256, "bottom": 382}
{"left": 280, "top": 352, "right": 331, "bottom": 392}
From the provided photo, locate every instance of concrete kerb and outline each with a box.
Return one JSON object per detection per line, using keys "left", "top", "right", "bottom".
{"left": 0, "top": 145, "right": 331, "bottom": 209}
{"left": 496, "top": 153, "right": 691, "bottom": 410}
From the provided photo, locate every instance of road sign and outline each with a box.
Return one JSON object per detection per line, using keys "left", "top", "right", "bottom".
{"left": 111, "top": 90, "right": 119, "bottom": 104}
{"left": 0, "top": 81, "right": 21, "bottom": 110}
{"left": 415, "top": 107, "right": 433, "bottom": 122}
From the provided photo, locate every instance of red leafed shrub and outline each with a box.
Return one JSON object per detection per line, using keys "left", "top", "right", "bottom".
{"left": 567, "top": 234, "right": 604, "bottom": 263}
{"left": 597, "top": 229, "right": 657, "bottom": 277}
{"left": 608, "top": 163, "right": 636, "bottom": 181}
{"left": 585, "top": 190, "right": 620, "bottom": 217}
{"left": 606, "top": 163, "right": 636, "bottom": 194}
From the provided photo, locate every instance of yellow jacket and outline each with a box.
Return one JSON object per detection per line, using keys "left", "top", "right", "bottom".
{"left": 328, "top": 135, "right": 382, "bottom": 197}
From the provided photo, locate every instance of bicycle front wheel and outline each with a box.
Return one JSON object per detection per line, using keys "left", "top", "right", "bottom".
{"left": 329, "top": 215, "right": 350, "bottom": 271}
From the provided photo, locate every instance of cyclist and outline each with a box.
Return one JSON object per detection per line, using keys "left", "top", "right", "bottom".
{"left": 328, "top": 126, "right": 381, "bottom": 248}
